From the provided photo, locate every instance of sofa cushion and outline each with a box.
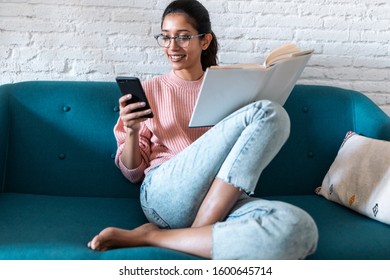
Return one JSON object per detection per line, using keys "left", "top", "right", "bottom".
{"left": 269, "top": 195, "right": 390, "bottom": 260}
{"left": 2, "top": 193, "right": 389, "bottom": 260}
{"left": 0, "top": 193, "right": 201, "bottom": 260}
{"left": 315, "top": 131, "right": 390, "bottom": 225}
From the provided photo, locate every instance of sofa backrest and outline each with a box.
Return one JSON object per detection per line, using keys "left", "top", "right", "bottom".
{"left": 1, "top": 82, "right": 389, "bottom": 198}
{"left": 0, "top": 81, "right": 137, "bottom": 198}
{"left": 256, "top": 85, "right": 390, "bottom": 197}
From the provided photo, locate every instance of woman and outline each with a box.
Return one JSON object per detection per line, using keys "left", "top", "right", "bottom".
{"left": 88, "top": 0, "right": 318, "bottom": 259}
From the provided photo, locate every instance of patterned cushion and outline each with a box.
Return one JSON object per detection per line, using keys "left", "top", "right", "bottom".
{"left": 315, "top": 131, "right": 390, "bottom": 224}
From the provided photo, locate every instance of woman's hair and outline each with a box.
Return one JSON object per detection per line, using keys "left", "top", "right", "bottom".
{"left": 161, "top": 0, "right": 219, "bottom": 70}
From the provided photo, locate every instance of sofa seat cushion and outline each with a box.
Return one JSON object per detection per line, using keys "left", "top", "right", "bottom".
{"left": 3, "top": 192, "right": 389, "bottom": 260}
{"left": 0, "top": 193, "right": 201, "bottom": 260}
{"left": 269, "top": 195, "right": 390, "bottom": 260}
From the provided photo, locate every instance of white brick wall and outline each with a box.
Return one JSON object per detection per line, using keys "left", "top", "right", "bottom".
{"left": 0, "top": 0, "right": 389, "bottom": 115}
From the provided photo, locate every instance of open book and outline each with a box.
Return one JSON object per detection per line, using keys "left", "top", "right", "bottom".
{"left": 189, "top": 43, "right": 314, "bottom": 127}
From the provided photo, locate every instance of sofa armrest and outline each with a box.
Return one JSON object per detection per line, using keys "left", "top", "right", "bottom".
{"left": 352, "top": 91, "right": 390, "bottom": 141}
{"left": 0, "top": 85, "right": 9, "bottom": 193}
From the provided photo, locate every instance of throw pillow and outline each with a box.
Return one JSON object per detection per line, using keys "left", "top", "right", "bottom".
{"left": 315, "top": 131, "right": 390, "bottom": 224}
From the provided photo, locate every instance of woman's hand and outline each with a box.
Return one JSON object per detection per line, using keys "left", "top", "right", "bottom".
{"left": 119, "top": 94, "right": 152, "bottom": 132}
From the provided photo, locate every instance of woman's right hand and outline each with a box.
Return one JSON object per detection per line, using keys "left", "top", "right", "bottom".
{"left": 119, "top": 94, "right": 152, "bottom": 132}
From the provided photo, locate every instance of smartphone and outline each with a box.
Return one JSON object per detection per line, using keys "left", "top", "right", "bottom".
{"left": 115, "top": 76, "right": 153, "bottom": 118}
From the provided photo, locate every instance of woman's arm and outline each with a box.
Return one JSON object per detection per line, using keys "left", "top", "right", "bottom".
{"left": 114, "top": 94, "right": 152, "bottom": 182}
{"left": 119, "top": 129, "right": 143, "bottom": 170}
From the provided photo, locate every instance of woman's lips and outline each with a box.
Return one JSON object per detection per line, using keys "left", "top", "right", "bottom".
{"left": 169, "top": 54, "right": 186, "bottom": 62}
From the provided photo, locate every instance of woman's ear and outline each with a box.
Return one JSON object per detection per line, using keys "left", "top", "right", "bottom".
{"left": 202, "top": 33, "right": 213, "bottom": 50}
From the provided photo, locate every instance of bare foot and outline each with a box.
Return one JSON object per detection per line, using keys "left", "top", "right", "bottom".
{"left": 88, "top": 223, "right": 159, "bottom": 251}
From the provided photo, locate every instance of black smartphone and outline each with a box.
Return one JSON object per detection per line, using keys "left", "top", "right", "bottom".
{"left": 115, "top": 76, "right": 153, "bottom": 118}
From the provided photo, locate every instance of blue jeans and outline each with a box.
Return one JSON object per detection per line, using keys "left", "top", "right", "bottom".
{"left": 140, "top": 100, "right": 318, "bottom": 259}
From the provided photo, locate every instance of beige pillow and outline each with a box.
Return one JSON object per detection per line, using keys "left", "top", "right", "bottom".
{"left": 315, "top": 131, "right": 390, "bottom": 224}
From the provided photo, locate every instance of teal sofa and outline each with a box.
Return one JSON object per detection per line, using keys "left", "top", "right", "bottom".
{"left": 1, "top": 81, "right": 389, "bottom": 260}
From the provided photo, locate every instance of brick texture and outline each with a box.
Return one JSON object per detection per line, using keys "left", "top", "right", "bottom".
{"left": 0, "top": 0, "right": 389, "bottom": 115}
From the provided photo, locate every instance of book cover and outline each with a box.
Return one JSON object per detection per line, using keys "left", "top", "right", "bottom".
{"left": 189, "top": 44, "right": 313, "bottom": 127}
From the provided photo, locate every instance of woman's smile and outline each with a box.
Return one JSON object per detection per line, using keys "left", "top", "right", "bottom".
{"left": 169, "top": 54, "right": 187, "bottom": 62}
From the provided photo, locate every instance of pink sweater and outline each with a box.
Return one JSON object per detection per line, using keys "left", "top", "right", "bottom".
{"left": 114, "top": 71, "right": 210, "bottom": 183}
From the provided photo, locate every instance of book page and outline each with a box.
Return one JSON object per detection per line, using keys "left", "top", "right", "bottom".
{"left": 264, "top": 44, "right": 313, "bottom": 67}
{"left": 264, "top": 43, "right": 301, "bottom": 66}
{"left": 210, "top": 63, "right": 265, "bottom": 69}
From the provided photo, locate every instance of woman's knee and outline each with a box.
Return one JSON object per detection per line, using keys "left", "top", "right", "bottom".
{"left": 212, "top": 201, "right": 318, "bottom": 259}
{"left": 251, "top": 100, "right": 290, "bottom": 140}
{"left": 273, "top": 202, "right": 319, "bottom": 259}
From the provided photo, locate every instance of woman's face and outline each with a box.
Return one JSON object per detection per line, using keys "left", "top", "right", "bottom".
{"left": 161, "top": 13, "right": 211, "bottom": 80}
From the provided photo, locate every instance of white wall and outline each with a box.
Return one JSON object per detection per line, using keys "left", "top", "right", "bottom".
{"left": 1, "top": 0, "right": 389, "bottom": 115}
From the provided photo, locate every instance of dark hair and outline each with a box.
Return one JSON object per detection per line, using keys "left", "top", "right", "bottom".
{"left": 161, "top": 0, "right": 219, "bottom": 71}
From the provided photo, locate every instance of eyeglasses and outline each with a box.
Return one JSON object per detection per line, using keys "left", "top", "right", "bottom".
{"left": 154, "top": 33, "right": 205, "bottom": 48}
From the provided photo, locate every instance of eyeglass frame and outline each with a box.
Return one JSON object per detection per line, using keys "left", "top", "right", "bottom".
{"left": 154, "top": 33, "right": 206, "bottom": 48}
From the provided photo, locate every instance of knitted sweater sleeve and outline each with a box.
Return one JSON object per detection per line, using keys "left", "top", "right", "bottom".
{"left": 113, "top": 71, "right": 208, "bottom": 184}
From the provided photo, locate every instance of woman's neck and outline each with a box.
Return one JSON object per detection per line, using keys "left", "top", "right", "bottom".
{"left": 173, "top": 68, "right": 204, "bottom": 81}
